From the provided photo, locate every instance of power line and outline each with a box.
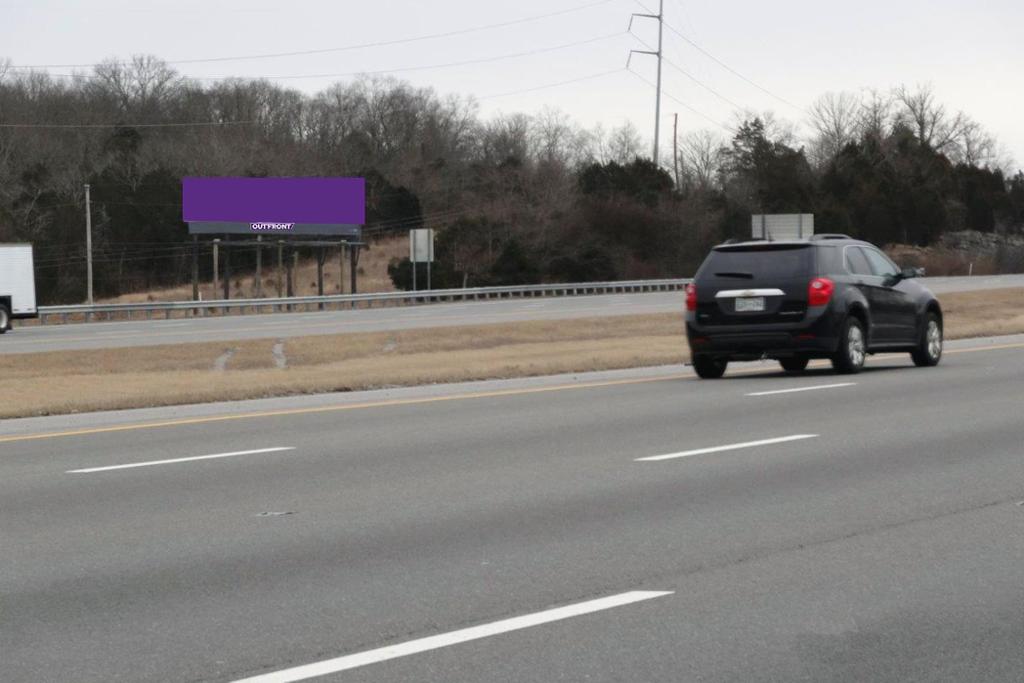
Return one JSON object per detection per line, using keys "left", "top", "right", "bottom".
{"left": 629, "top": 31, "right": 743, "bottom": 111}
{"left": 0, "top": 120, "right": 252, "bottom": 129}
{"left": 663, "top": 56, "right": 743, "bottom": 110}
{"left": 9, "top": 0, "right": 619, "bottom": 69}
{"left": 628, "top": 68, "right": 730, "bottom": 132}
{"left": 661, "top": 20, "right": 807, "bottom": 114}
{"left": 25, "top": 33, "right": 626, "bottom": 83}
{"left": 478, "top": 68, "right": 624, "bottom": 100}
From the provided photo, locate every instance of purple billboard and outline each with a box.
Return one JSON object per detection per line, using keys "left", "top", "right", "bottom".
{"left": 183, "top": 177, "right": 364, "bottom": 236}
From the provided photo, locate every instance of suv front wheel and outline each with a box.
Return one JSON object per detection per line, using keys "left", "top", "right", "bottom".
{"left": 692, "top": 355, "right": 728, "bottom": 379}
{"left": 831, "top": 317, "right": 866, "bottom": 374}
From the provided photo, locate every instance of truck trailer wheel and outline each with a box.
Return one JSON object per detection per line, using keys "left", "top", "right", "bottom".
{"left": 0, "top": 304, "right": 9, "bottom": 333}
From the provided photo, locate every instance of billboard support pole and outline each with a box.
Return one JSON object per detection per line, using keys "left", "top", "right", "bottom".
{"left": 339, "top": 243, "right": 345, "bottom": 295}
{"left": 316, "top": 247, "right": 325, "bottom": 310}
{"left": 276, "top": 242, "right": 284, "bottom": 300}
{"left": 255, "top": 235, "right": 262, "bottom": 298}
{"left": 223, "top": 236, "right": 231, "bottom": 300}
{"left": 285, "top": 248, "right": 294, "bottom": 310}
{"left": 350, "top": 246, "right": 358, "bottom": 302}
{"left": 191, "top": 235, "right": 199, "bottom": 311}
{"left": 212, "top": 239, "right": 220, "bottom": 301}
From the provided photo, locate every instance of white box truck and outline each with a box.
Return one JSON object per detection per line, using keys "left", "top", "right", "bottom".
{"left": 0, "top": 244, "right": 38, "bottom": 333}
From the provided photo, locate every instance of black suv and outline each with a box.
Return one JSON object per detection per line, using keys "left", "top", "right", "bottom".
{"left": 685, "top": 235, "right": 943, "bottom": 378}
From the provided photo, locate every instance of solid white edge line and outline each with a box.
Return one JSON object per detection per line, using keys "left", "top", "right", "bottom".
{"left": 67, "top": 447, "right": 295, "bottom": 473}
{"left": 746, "top": 383, "right": 856, "bottom": 397}
{"left": 636, "top": 434, "right": 818, "bottom": 462}
{"left": 231, "top": 590, "right": 673, "bottom": 683}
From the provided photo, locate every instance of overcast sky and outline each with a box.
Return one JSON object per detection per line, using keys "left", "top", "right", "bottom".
{"left": 3, "top": 0, "right": 1021, "bottom": 172}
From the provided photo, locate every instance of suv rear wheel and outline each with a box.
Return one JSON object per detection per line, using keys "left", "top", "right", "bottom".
{"left": 692, "top": 355, "right": 727, "bottom": 379}
{"left": 779, "top": 356, "right": 809, "bottom": 373}
{"left": 831, "top": 317, "right": 866, "bottom": 374}
{"left": 911, "top": 313, "right": 942, "bottom": 367}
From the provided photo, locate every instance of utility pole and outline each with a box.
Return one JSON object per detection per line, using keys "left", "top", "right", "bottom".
{"left": 673, "top": 112, "right": 680, "bottom": 189}
{"left": 628, "top": 0, "right": 663, "bottom": 165}
{"left": 84, "top": 183, "right": 93, "bottom": 305}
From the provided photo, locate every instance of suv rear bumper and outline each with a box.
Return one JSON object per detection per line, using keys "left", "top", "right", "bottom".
{"left": 686, "top": 308, "right": 840, "bottom": 360}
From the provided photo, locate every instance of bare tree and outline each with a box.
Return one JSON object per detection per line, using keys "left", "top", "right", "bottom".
{"left": 479, "top": 113, "right": 532, "bottom": 164}
{"left": 894, "top": 83, "right": 967, "bottom": 153}
{"left": 807, "top": 91, "right": 860, "bottom": 166}
{"left": 856, "top": 88, "right": 895, "bottom": 141}
{"left": 90, "top": 55, "right": 184, "bottom": 118}
{"left": 679, "top": 130, "right": 723, "bottom": 190}
{"left": 530, "top": 107, "right": 591, "bottom": 167}
{"left": 607, "top": 121, "right": 644, "bottom": 163}
{"left": 953, "top": 117, "right": 998, "bottom": 167}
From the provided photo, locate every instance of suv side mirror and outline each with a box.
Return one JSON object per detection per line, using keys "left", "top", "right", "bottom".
{"left": 886, "top": 266, "right": 922, "bottom": 287}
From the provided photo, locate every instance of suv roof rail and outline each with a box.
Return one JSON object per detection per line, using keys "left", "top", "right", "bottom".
{"left": 809, "top": 233, "right": 853, "bottom": 241}
{"left": 721, "top": 237, "right": 769, "bottom": 245}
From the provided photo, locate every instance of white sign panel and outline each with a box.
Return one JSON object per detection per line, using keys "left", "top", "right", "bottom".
{"left": 751, "top": 214, "right": 814, "bottom": 240}
{"left": 410, "top": 229, "right": 435, "bottom": 262}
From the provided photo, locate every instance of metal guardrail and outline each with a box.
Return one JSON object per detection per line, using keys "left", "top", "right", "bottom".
{"left": 36, "top": 278, "right": 691, "bottom": 324}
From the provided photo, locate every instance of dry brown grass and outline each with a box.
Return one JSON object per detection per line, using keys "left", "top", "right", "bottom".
{"left": 940, "top": 288, "right": 1024, "bottom": 339}
{"left": 100, "top": 236, "right": 405, "bottom": 304}
{"left": 3, "top": 288, "right": 1022, "bottom": 419}
{"left": 0, "top": 315, "right": 685, "bottom": 418}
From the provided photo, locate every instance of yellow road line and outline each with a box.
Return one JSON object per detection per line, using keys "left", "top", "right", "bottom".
{"left": 0, "top": 373, "right": 694, "bottom": 444}
{"left": 2, "top": 340, "right": 1023, "bottom": 445}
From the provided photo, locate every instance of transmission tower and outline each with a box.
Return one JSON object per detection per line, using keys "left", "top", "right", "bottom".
{"left": 628, "top": 0, "right": 664, "bottom": 165}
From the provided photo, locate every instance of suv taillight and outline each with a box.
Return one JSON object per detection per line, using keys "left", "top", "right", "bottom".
{"left": 685, "top": 283, "right": 697, "bottom": 311}
{"left": 808, "top": 277, "right": 834, "bottom": 306}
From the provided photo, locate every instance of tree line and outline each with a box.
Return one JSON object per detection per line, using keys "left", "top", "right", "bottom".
{"left": 0, "top": 56, "right": 1021, "bottom": 302}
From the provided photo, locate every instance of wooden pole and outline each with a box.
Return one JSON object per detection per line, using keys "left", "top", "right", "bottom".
{"left": 673, "top": 112, "right": 680, "bottom": 190}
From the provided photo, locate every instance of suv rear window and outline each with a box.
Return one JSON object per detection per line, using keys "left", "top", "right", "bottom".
{"left": 700, "top": 245, "right": 813, "bottom": 280}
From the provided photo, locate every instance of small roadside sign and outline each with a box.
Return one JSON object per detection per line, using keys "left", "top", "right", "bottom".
{"left": 409, "top": 229, "right": 435, "bottom": 292}
{"left": 410, "top": 229, "right": 434, "bottom": 262}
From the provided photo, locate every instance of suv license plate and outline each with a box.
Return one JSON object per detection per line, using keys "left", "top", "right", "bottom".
{"left": 735, "top": 297, "right": 765, "bottom": 312}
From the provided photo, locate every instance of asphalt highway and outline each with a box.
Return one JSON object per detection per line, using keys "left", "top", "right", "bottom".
{"left": 3, "top": 274, "right": 1023, "bottom": 354}
{"left": 3, "top": 334, "right": 1024, "bottom": 682}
